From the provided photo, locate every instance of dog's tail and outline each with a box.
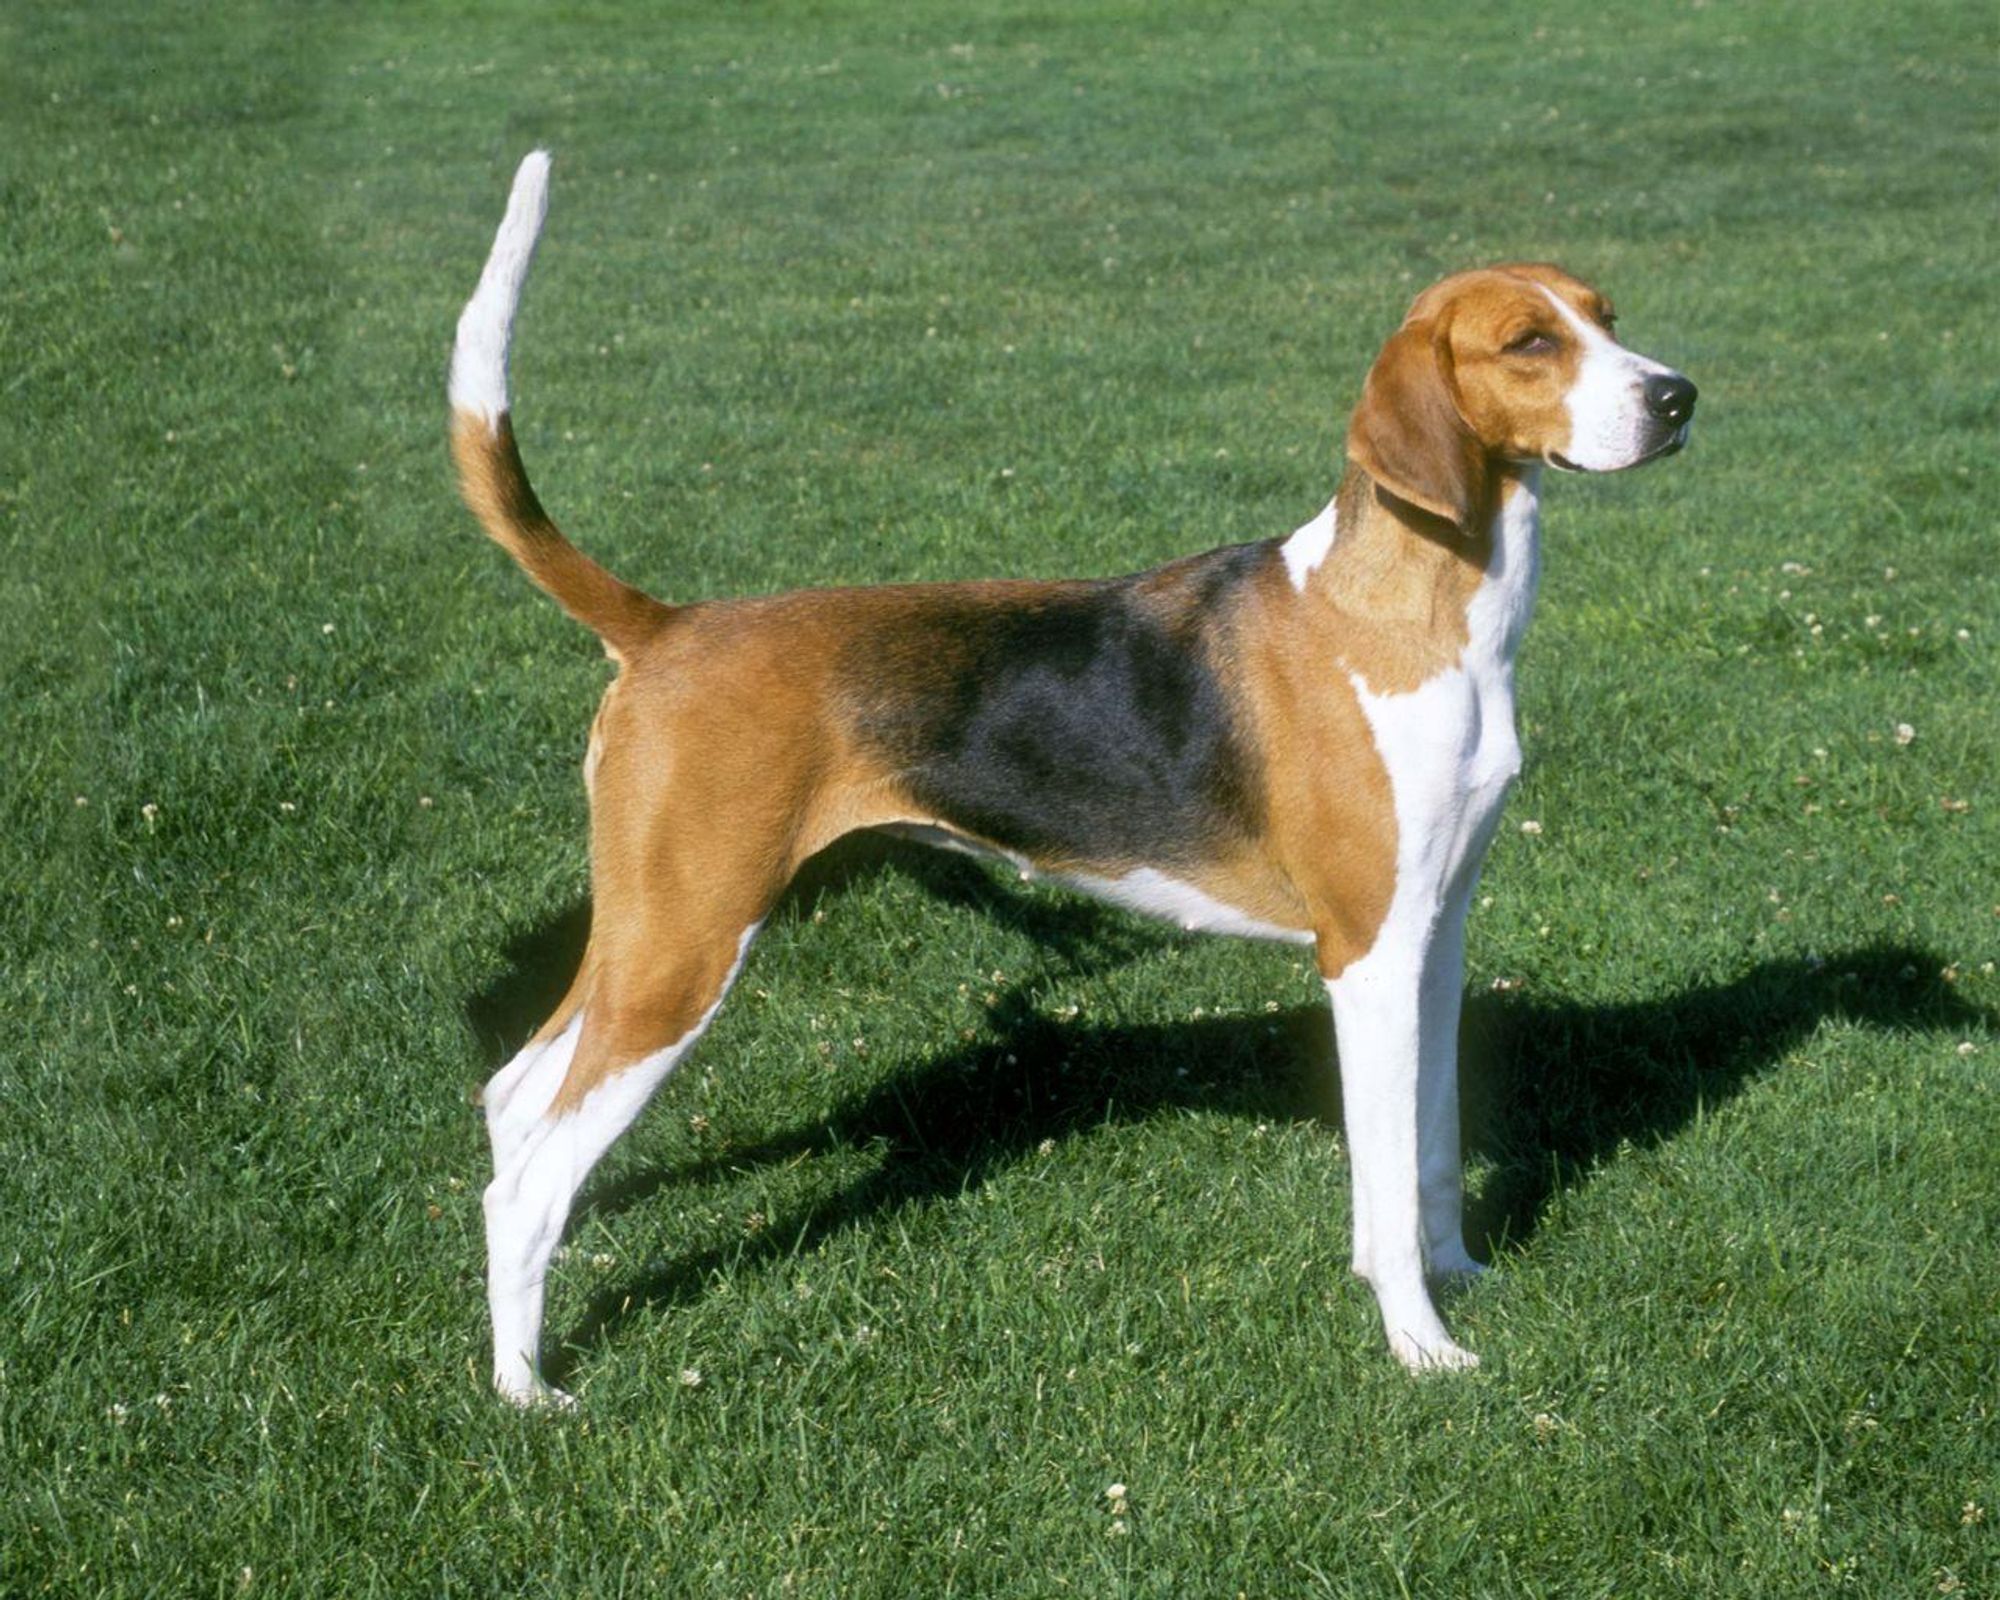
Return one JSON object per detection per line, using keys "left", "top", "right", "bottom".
{"left": 448, "top": 150, "right": 671, "bottom": 661}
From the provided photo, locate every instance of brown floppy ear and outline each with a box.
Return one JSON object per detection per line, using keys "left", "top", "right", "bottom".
{"left": 1345, "top": 316, "right": 1487, "bottom": 532}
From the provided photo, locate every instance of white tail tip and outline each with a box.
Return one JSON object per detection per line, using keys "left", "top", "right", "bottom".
{"left": 449, "top": 150, "right": 553, "bottom": 427}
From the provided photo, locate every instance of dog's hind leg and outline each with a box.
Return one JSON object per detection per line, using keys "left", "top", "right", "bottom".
{"left": 482, "top": 916, "right": 762, "bottom": 1407}
{"left": 482, "top": 1010, "right": 584, "bottom": 1178}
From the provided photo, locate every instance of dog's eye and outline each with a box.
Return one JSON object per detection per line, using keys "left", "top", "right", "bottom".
{"left": 1505, "top": 331, "right": 1558, "bottom": 356}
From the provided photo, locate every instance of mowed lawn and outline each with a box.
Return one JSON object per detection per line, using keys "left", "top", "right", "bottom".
{"left": 4, "top": 0, "right": 1996, "bottom": 1593}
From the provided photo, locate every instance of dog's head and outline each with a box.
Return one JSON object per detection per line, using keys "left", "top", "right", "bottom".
{"left": 1346, "top": 263, "right": 1696, "bottom": 531}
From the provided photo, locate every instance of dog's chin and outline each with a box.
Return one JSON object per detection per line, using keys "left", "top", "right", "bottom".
{"left": 1547, "top": 424, "right": 1692, "bottom": 475}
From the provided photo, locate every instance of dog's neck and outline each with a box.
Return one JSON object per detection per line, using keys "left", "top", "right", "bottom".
{"left": 1286, "top": 460, "right": 1541, "bottom": 691}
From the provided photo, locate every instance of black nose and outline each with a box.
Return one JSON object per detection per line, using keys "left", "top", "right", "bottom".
{"left": 1644, "top": 373, "right": 1698, "bottom": 425}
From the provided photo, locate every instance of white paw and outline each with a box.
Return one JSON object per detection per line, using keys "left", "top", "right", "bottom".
{"left": 1389, "top": 1329, "right": 1481, "bottom": 1374}
{"left": 494, "top": 1373, "right": 576, "bottom": 1411}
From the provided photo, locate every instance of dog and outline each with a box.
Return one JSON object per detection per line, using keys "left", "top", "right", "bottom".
{"left": 450, "top": 151, "right": 1696, "bottom": 1405}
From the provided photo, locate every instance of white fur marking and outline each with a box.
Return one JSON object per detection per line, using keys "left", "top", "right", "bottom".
{"left": 484, "top": 1011, "right": 583, "bottom": 1175}
{"left": 450, "top": 150, "right": 552, "bottom": 428}
{"left": 882, "top": 823, "right": 1309, "bottom": 944}
{"left": 1063, "top": 867, "right": 1313, "bottom": 944}
{"left": 1535, "top": 286, "right": 1675, "bottom": 472}
{"left": 1281, "top": 497, "right": 1338, "bottom": 592}
{"left": 878, "top": 821, "right": 1025, "bottom": 868}
{"left": 484, "top": 919, "right": 760, "bottom": 1407}
{"left": 1325, "top": 474, "right": 1542, "bottom": 1372}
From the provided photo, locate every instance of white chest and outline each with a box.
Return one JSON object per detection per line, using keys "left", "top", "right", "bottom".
{"left": 1352, "top": 478, "right": 1542, "bottom": 902}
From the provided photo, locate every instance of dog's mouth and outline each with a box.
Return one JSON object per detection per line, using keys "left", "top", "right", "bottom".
{"left": 1547, "top": 424, "right": 1691, "bottom": 475}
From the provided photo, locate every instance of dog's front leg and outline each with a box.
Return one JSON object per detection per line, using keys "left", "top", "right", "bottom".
{"left": 1415, "top": 894, "right": 1485, "bottom": 1280}
{"left": 1326, "top": 933, "right": 1479, "bottom": 1372}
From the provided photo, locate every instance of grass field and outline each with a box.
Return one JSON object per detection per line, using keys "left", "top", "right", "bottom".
{"left": 5, "top": 0, "right": 1997, "bottom": 1593}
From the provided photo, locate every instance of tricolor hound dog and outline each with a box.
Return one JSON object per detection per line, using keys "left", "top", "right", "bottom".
{"left": 451, "top": 152, "right": 1696, "bottom": 1406}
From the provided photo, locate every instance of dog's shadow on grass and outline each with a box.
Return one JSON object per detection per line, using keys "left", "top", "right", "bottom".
{"left": 463, "top": 837, "right": 1991, "bottom": 1387}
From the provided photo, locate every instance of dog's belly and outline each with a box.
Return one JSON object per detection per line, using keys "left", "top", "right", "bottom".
{"left": 877, "top": 822, "right": 1315, "bottom": 944}
{"left": 1056, "top": 865, "right": 1317, "bottom": 943}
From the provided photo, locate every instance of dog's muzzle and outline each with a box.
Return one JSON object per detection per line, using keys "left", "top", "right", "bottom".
{"left": 1548, "top": 370, "right": 1698, "bottom": 474}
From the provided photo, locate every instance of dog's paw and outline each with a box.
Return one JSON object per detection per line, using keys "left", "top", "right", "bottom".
{"left": 1427, "top": 1252, "right": 1491, "bottom": 1286}
{"left": 495, "top": 1374, "right": 577, "bottom": 1411}
{"left": 1389, "top": 1328, "right": 1481, "bottom": 1374}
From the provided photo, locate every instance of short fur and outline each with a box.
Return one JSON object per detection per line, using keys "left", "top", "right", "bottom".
{"left": 448, "top": 152, "right": 1696, "bottom": 1404}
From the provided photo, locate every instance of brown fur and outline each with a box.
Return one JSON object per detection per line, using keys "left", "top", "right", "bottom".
{"left": 1225, "top": 554, "right": 1399, "bottom": 970}
{"left": 454, "top": 264, "right": 1620, "bottom": 1106}
{"left": 451, "top": 415, "right": 672, "bottom": 661}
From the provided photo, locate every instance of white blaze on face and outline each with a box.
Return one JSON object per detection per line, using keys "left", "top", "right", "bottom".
{"left": 1537, "top": 285, "right": 1681, "bottom": 472}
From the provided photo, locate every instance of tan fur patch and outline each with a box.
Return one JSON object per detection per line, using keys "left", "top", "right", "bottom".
{"left": 502, "top": 264, "right": 1620, "bottom": 1088}
{"left": 451, "top": 411, "right": 672, "bottom": 661}
{"left": 1350, "top": 263, "right": 1616, "bottom": 514}
{"left": 1222, "top": 555, "right": 1399, "bottom": 972}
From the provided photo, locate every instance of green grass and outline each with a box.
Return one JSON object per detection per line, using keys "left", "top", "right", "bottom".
{"left": 5, "top": 0, "right": 1997, "bottom": 1593}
